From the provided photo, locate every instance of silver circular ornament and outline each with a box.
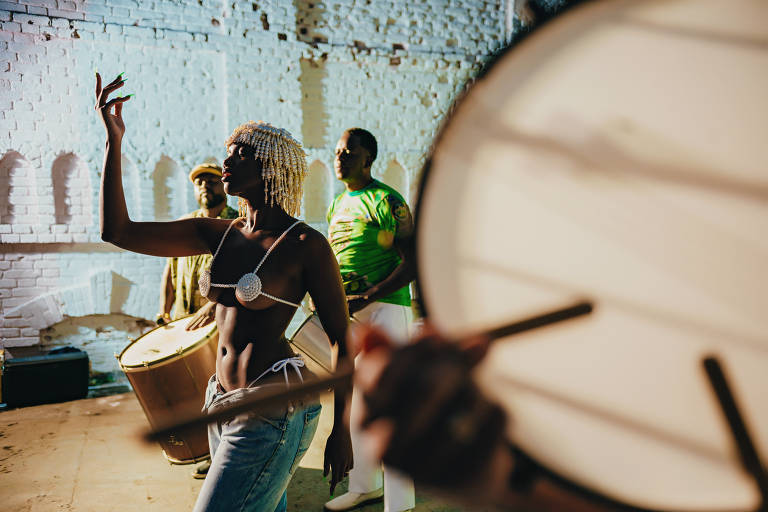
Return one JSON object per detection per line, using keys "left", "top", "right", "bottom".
{"left": 235, "top": 272, "right": 262, "bottom": 302}
{"left": 198, "top": 269, "right": 211, "bottom": 298}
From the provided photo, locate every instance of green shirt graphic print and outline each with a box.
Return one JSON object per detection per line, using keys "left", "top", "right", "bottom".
{"left": 327, "top": 180, "right": 412, "bottom": 307}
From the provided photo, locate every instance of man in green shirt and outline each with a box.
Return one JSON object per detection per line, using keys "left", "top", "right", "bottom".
{"left": 324, "top": 129, "right": 416, "bottom": 512}
{"left": 156, "top": 163, "right": 237, "bottom": 479}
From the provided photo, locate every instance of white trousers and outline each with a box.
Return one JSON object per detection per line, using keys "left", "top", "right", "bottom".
{"left": 349, "top": 301, "right": 415, "bottom": 512}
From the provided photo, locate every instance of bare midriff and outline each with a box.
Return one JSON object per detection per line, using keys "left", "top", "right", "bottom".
{"left": 213, "top": 301, "right": 300, "bottom": 392}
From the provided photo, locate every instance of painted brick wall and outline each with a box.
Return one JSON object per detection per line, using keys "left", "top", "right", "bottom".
{"left": 1, "top": 0, "right": 511, "bottom": 374}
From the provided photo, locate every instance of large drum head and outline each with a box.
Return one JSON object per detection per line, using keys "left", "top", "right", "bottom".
{"left": 120, "top": 316, "right": 217, "bottom": 369}
{"left": 417, "top": 0, "right": 768, "bottom": 510}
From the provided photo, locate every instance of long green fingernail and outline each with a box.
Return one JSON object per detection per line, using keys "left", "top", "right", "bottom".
{"left": 118, "top": 71, "right": 124, "bottom": 76}
{"left": 94, "top": 67, "right": 98, "bottom": 75}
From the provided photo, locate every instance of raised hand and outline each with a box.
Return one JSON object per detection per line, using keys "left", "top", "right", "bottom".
{"left": 94, "top": 72, "right": 131, "bottom": 141}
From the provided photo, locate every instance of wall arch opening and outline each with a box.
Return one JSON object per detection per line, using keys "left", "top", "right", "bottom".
{"left": 0, "top": 151, "right": 37, "bottom": 225}
{"left": 153, "top": 156, "right": 184, "bottom": 220}
{"left": 52, "top": 152, "right": 92, "bottom": 226}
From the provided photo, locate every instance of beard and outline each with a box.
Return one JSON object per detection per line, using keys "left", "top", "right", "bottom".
{"left": 200, "top": 193, "right": 225, "bottom": 209}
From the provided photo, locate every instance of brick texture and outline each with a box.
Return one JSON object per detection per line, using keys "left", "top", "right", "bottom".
{"left": 1, "top": 1, "right": 512, "bottom": 369}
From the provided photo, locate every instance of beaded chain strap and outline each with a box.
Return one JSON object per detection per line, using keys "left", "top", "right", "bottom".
{"left": 198, "top": 219, "right": 303, "bottom": 307}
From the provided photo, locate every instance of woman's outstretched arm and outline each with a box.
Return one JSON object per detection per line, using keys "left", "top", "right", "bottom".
{"left": 96, "top": 72, "right": 222, "bottom": 257}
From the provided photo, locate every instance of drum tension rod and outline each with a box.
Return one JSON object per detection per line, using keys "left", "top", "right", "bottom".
{"left": 703, "top": 356, "right": 768, "bottom": 512}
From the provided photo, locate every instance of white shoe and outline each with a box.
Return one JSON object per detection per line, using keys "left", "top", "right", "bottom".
{"left": 323, "top": 488, "right": 384, "bottom": 511}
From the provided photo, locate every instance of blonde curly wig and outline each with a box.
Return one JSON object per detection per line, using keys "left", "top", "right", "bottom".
{"left": 226, "top": 121, "right": 309, "bottom": 217}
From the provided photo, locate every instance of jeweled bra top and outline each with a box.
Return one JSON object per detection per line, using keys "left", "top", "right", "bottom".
{"left": 198, "top": 218, "right": 303, "bottom": 307}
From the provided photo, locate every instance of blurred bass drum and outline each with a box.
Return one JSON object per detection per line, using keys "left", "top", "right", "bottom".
{"left": 416, "top": 0, "right": 768, "bottom": 510}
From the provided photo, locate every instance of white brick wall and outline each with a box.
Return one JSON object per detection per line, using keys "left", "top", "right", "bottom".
{"left": 1, "top": 1, "right": 510, "bottom": 355}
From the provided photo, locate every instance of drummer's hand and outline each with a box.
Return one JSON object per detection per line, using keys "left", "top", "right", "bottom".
{"left": 352, "top": 324, "right": 512, "bottom": 494}
{"left": 346, "top": 294, "right": 370, "bottom": 314}
{"left": 323, "top": 424, "right": 353, "bottom": 495}
{"left": 94, "top": 72, "right": 131, "bottom": 142}
{"left": 186, "top": 301, "right": 216, "bottom": 331}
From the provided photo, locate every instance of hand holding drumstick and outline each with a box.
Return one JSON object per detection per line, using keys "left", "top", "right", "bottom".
{"left": 350, "top": 323, "right": 617, "bottom": 511}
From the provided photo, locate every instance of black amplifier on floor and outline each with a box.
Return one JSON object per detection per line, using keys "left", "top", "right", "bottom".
{"left": 0, "top": 347, "right": 90, "bottom": 408}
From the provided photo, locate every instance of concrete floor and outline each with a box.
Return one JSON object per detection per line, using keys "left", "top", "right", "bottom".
{"left": 0, "top": 392, "right": 474, "bottom": 512}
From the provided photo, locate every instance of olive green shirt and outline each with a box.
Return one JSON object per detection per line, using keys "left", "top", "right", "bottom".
{"left": 168, "top": 206, "right": 238, "bottom": 318}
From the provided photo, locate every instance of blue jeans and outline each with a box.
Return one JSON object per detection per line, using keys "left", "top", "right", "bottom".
{"left": 193, "top": 375, "right": 322, "bottom": 512}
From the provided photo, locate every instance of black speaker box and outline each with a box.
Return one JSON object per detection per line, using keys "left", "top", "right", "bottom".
{"left": 1, "top": 347, "right": 89, "bottom": 408}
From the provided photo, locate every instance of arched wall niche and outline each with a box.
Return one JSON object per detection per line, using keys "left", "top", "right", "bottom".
{"left": 0, "top": 151, "right": 37, "bottom": 225}
{"left": 152, "top": 156, "right": 185, "bottom": 221}
{"left": 304, "top": 159, "right": 332, "bottom": 223}
{"left": 52, "top": 152, "right": 92, "bottom": 226}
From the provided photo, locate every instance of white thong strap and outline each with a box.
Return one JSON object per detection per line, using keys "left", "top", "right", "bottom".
{"left": 250, "top": 356, "right": 305, "bottom": 388}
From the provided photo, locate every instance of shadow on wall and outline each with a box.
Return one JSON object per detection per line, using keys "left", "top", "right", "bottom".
{"left": 0, "top": 150, "right": 37, "bottom": 225}
{"left": 52, "top": 152, "right": 93, "bottom": 226}
{"left": 300, "top": 57, "right": 329, "bottom": 148}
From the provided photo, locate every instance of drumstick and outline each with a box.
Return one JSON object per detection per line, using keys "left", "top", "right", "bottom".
{"left": 703, "top": 357, "right": 768, "bottom": 511}
{"left": 144, "top": 368, "right": 354, "bottom": 443}
{"left": 143, "top": 299, "right": 593, "bottom": 443}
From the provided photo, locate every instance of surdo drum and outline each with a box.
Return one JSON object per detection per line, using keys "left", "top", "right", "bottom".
{"left": 119, "top": 316, "right": 217, "bottom": 464}
{"left": 416, "top": 0, "right": 768, "bottom": 510}
{"left": 286, "top": 313, "right": 340, "bottom": 377}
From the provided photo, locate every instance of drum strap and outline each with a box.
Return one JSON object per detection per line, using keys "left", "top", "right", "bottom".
{"left": 249, "top": 356, "right": 305, "bottom": 388}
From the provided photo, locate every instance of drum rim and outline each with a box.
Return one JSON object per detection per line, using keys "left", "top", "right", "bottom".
{"left": 411, "top": 0, "right": 740, "bottom": 510}
{"left": 118, "top": 315, "right": 217, "bottom": 370}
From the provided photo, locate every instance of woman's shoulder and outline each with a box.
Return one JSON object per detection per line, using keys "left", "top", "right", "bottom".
{"left": 293, "top": 222, "right": 335, "bottom": 259}
{"left": 294, "top": 221, "right": 326, "bottom": 245}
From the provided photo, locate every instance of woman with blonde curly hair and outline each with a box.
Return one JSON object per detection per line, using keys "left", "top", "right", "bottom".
{"left": 95, "top": 73, "right": 352, "bottom": 511}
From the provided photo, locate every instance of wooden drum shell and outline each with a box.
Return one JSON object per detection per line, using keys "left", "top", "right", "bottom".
{"left": 119, "top": 320, "right": 217, "bottom": 464}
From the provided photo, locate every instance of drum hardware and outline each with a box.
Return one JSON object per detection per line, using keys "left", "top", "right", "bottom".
{"left": 704, "top": 357, "right": 768, "bottom": 512}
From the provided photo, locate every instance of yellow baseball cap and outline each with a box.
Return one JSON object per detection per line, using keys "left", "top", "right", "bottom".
{"left": 189, "top": 163, "right": 223, "bottom": 182}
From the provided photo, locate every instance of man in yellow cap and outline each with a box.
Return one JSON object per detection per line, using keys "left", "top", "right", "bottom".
{"left": 156, "top": 163, "right": 238, "bottom": 478}
{"left": 157, "top": 163, "right": 238, "bottom": 327}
